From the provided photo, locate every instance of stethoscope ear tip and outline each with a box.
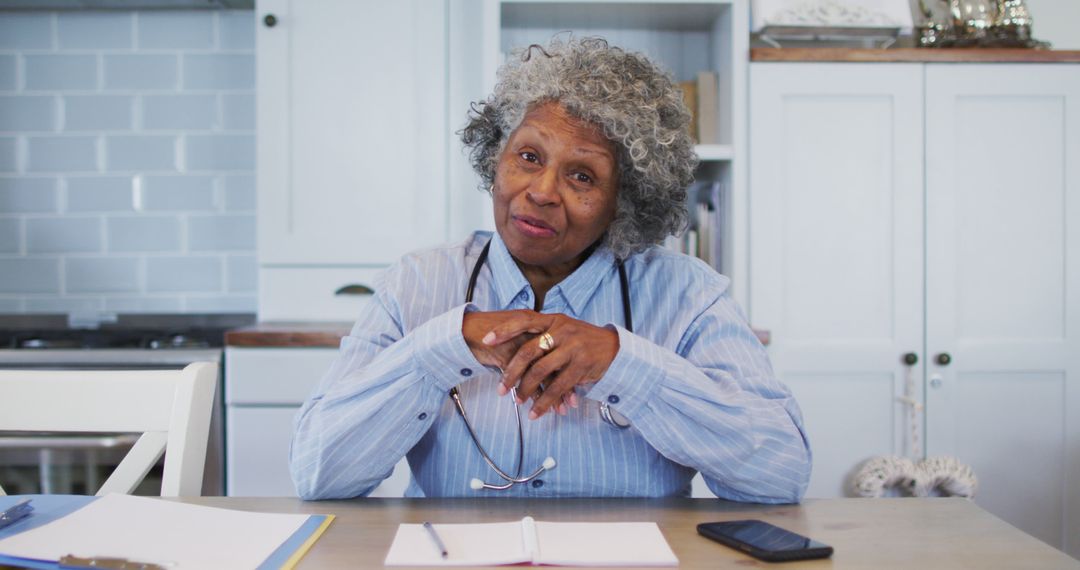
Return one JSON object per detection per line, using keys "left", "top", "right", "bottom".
{"left": 542, "top": 457, "right": 556, "bottom": 470}
{"left": 469, "top": 478, "right": 485, "bottom": 490}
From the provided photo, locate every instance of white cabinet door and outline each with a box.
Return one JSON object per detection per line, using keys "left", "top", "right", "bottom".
{"left": 924, "top": 64, "right": 1080, "bottom": 554}
{"left": 749, "top": 63, "right": 925, "bottom": 498}
{"left": 256, "top": 0, "right": 448, "bottom": 266}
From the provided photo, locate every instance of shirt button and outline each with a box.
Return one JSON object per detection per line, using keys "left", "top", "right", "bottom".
{"left": 460, "top": 368, "right": 473, "bottom": 377}
{"left": 531, "top": 479, "right": 544, "bottom": 488}
{"left": 418, "top": 412, "right": 427, "bottom": 420}
{"left": 607, "top": 395, "right": 620, "bottom": 404}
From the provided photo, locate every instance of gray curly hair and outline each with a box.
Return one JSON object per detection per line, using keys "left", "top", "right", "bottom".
{"left": 460, "top": 37, "right": 698, "bottom": 259}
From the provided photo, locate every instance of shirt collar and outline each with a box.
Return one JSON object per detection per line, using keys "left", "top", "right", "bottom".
{"left": 485, "top": 232, "right": 617, "bottom": 315}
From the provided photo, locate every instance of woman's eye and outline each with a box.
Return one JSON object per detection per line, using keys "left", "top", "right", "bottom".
{"left": 519, "top": 152, "right": 539, "bottom": 163}
{"left": 573, "top": 172, "right": 593, "bottom": 184}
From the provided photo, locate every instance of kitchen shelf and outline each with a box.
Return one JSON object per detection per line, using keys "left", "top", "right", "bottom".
{"left": 695, "top": 144, "right": 734, "bottom": 161}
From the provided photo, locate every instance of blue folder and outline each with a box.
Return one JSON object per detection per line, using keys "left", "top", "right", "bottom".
{"left": 0, "top": 495, "right": 332, "bottom": 570}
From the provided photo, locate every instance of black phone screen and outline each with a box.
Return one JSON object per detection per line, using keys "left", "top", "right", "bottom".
{"left": 697, "top": 520, "right": 833, "bottom": 561}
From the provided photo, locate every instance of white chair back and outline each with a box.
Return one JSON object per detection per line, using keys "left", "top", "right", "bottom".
{"left": 0, "top": 362, "right": 217, "bottom": 497}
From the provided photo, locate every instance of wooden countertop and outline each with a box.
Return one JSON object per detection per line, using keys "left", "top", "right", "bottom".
{"left": 170, "top": 497, "right": 1080, "bottom": 569}
{"left": 751, "top": 47, "right": 1080, "bottom": 63}
{"left": 226, "top": 322, "right": 771, "bottom": 348}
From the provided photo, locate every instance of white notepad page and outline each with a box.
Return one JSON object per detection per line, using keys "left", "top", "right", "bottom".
{"left": 384, "top": 517, "right": 678, "bottom": 567}
{"left": 0, "top": 493, "right": 310, "bottom": 569}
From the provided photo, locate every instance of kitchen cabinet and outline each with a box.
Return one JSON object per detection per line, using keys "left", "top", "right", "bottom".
{"left": 255, "top": 0, "right": 449, "bottom": 319}
{"left": 225, "top": 347, "right": 410, "bottom": 497}
{"left": 749, "top": 61, "right": 1080, "bottom": 555}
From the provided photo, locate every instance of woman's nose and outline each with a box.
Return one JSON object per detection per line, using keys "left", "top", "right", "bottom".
{"left": 526, "top": 169, "right": 561, "bottom": 206}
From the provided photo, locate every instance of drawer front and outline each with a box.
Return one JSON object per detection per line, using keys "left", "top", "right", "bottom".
{"left": 259, "top": 266, "right": 385, "bottom": 322}
{"left": 225, "top": 347, "right": 338, "bottom": 405}
{"left": 227, "top": 406, "right": 410, "bottom": 497}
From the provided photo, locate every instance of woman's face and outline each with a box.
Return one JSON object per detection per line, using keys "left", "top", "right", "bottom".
{"left": 493, "top": 102, "right": 619, "bottom": 272}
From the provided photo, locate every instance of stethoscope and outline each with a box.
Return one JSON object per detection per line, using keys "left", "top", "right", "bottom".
{"left": 449, "top": 238, "right": 633, "bottom": 491}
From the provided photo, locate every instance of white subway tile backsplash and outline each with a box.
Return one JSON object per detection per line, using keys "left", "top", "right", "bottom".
{"left": 0, "top": 218, "right": 20, "bottom": 253}
{"left": 58, "top": 12, "right": 133, "bottom": 50}
{"left": 66, "top": 176, "right": 134, "bottom": 212}
{"left": 104, "top": 295, "right": 183, "bottom": 312}
{"left": 221, "top": 93, "right": 254, "bottom": 130}
{"left": 219, "top": 11, "right": 255, "bottom": 51}
{"left": 1, "top": 10, "right": 256, "bottom": 312}
{"left": 0, "top": 13, "right": 53, "bottom": 50}
{"left": 25, "top": 297, "right": 103, "bottom": 312}
{"left": 188, "top": 214, "right": 254, "bottom": 251}
{"left": 25, "top": 55, "right": 98, "bottom": 91}
{"left": 185, "top": 294, "right": 255, "bottom": 312}
{"left": 142, "top": 174, "right": 215, "bottom": 210}
{"left": 104, "top": 54, "right": 178, "bottom": 91}
{"left": 0, "top": 178, "right": 59, "bottom": 213}
{"left": 221, "top": 174, "right": 254, "bottom": 211}
{"left": 143, "top": 94, "right": 217, "bottom": 130}
{"left": 146, "top": 255, "right": 222, "bottom": 292}
{"left": 0, "top": 137, "right": 15, "bottom": 171}
{"left": 183, "top": 54, "right": 254, "bottom": 90}
{"left": 27, "top": 136, "right": 98, "bottom": 172}
{"left": 0, "top": 258, "right": 60, "bottom": 294}
{"left": 66, "top": 256, "right": 139, "bottom": 293}
{"left": 65, "top": 95, "right": 134, "bottom": 131}
{"left": 26, "top": 217, "right": 102, "bottom": 253}
{"left": 107, "top": 215, "right": 181, "bottom": 252}
{"left": 185, "top": 134, "right": 253, "bottom": 170}
{"left": 0, "top": 56, "right": 16, "bottom": 91}
{"left": 106, "top": 135, "right": 176, "bottom": 171}
{"left": 226, "top": 253, "right": 255, "bottom": 292}
{"left": 138, "top": 12, "right": 214, "bottom": 50}
{"left": 0, "top": 96, "right": 57, "bottom": 132}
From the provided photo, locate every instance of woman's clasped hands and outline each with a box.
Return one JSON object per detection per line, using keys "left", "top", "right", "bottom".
{"left": 463, "top": 310, "right": 619, "bottom": 420}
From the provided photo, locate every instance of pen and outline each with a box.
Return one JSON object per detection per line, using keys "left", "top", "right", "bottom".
{"left": 423, "top": 521, "right": 449, "bottom": 559}
{"left": 0, "top": 499, "right": 33, "bottom": 530}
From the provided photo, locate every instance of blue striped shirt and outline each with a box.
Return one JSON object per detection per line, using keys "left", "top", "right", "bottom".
{"left": 290, "top": 231, "right": 811, "bottom": 502}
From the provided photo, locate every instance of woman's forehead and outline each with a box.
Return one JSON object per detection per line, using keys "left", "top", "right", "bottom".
{"left": 514, "top": 102, "right": 615, "bottom": 158}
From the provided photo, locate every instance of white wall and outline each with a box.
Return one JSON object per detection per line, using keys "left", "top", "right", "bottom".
{"left": 1026, "top": 0, "right": 1080, "bottom": 50}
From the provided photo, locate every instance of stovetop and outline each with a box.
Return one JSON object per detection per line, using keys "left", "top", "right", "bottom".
{"left": 0, "top": 313, "right": 256, "bottom": 350}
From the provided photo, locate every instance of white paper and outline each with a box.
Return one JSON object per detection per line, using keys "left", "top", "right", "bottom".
{"left": 384, "top": 518, "right": 678, "bottom": 567}
{"left": 535, "top": 521, "right": 678, "bottom": 567}
{"left": 384, "top": 520, "right": 528, "bottom": 566}
{"left": 0, "top": 494, "right": 309, "bottom": 570}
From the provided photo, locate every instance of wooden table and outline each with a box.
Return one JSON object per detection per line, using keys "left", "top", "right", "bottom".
{"left": 174, "top": 497, "right": 1080, "bottom": 569}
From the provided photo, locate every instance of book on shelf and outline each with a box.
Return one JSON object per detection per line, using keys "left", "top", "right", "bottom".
{"left": 679, "top": 71, "right": 719, "bottom": 145}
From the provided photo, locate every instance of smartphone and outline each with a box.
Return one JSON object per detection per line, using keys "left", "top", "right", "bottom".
{"left": 697, "top": 520, "right": 834, "bottom": 562}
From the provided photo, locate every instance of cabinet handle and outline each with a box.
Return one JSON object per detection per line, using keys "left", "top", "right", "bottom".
{"left": 935, "top": 352, "right": 952, "bottom": 366}
{"left": 334, "top": 284, "right": 374, "bottom": 296}
{"left": 902, "top": 352, "right": 918, "bottom": 366}
{"left": 263, "top": 13, "right": 278, "bottom": 27}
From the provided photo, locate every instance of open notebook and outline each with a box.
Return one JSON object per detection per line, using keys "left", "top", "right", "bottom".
{"left": 384, "top": 516, "right": 678, "bottom": 567}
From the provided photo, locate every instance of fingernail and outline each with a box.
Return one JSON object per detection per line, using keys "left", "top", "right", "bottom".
{"left": 497, "top": 383, "right": 508, "bottom": 396}
{"left": 558, "top": 403, "right": 567, "bottom": 415}
{"left": 528, "top": 410, "right": 539, "bottom": 420}
{"left": 516, "top": 396, "right": 525, "bottom": 405}
{"left": 569, "top": 393, "right": 579, "bottom": 408}
{"left": 482, "top": 331, "right": 496, "bottom": 345}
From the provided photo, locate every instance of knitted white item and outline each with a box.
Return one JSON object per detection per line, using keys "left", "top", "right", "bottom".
{"left": 852, "top": 455, "right": 978, "bottom": 498}
{"left": 852, "top": 455, "right": 919, "bottom": 498}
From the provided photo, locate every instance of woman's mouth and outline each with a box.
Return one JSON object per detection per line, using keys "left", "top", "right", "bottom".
{"left": 512, "top": 215, "right": 557, "bottom": 238}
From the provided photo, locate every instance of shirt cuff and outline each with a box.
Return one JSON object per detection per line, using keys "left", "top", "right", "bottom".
{"left": 412, "top": 303, "right": 490, "bottom": 392}
{"left": 585, "top": 325, "right": 666, "bottom": 420}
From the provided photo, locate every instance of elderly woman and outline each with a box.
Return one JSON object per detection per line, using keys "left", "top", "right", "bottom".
{"left": 291, "top": 38, "right": 811, "bottom": 502}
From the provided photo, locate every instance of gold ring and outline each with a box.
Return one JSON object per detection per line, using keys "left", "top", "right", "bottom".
{"left": 538, "top": 331, "right": 556, "bottom": 352}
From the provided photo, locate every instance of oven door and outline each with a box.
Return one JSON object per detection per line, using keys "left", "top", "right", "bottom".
{"left": 0, "top": 349, "right": 225, "bottom": 496}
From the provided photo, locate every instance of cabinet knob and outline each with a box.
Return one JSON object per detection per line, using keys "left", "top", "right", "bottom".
{"left": 935, "top": 352, "right": 952, "bottom": 366}
{"left": 902, "top": 352, "right": 918, "bottom": 366}
{"left": 930, "top": 374, "right": 944, "bottom": 389}
{"left": 263, "top": 13, "right": 278, "bottom": 27}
